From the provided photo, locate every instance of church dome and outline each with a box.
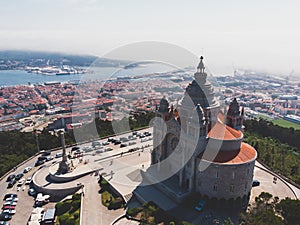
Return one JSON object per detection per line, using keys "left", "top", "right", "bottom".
{"left": 182, "top": 56, "right": 218, "bottom": 109}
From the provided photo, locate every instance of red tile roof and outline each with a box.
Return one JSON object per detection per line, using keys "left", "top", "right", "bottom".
{"left": 208, "top": 121, "right": 242, "bottom": 140}
{"left": 200, "top": 142, "right": 256, "bottom": 164}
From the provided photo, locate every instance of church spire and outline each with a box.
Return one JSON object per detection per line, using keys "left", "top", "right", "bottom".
{"left": 197, "top": 56, "right": 205, "bottom": 73}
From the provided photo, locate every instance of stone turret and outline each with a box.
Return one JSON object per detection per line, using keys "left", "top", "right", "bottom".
{"left": 226, "top": 98, "right": 243, "bottom": 130}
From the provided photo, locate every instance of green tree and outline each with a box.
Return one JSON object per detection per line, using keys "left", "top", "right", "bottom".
{"left": 222, "top": 217, "right": 234, "bottom": 225}
{"left": 275, "top": 198, "right": 300, "bottom": 225}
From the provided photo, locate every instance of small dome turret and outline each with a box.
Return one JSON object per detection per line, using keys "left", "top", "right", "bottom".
{"left": 158, "top": 97, "right": 169, "bottom": 113}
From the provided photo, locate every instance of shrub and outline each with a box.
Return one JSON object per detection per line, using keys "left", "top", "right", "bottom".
{"left": 70, "top": 200, "right": 80, "bottom": 213}
{"left": 56, "top": 201, "right": 72, "bottom": 215}
{"left": 108, "top": 197, "right": 124, "bottom": 209}
{"left": 64, "top": 217, "right": 75, "bottom": 225}
{"left": 100, "top": 179, "right": 109, "bottom": 186}
{"left": 73, "top": 211, "right": 79, "bottom": 220}
{"left": 127, "top": 207, "right": 142, "bottom": 216}
{"left": 72, "top": 193, "right": 81, "bottom": 201}
{"left": 101, "top": 191, "right": 111, "bottom": 207}
{"left": 59, "top": 214, "right": 70, "bottom": 224}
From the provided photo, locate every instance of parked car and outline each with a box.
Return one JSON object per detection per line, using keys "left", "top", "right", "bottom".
{"left": 139, "top": 134, "right": 146, "bottom": 139}
{"left": 120, "top": 143, "right": 127, "bottom": 148}
{"left": 6, "top": 175, "right": 15, "bottom": 182}
{"left": 92, "top": 141, "right": 101, "bottom": 147}
{"left": 252, "top": 180, "right": 260, "bottom": 187}
{"left": 23, "top": 166, "right": 32, "bottom": 173}
{"left": 6, "top": 180, "right": 16, "bottom": 189}
{"left": 0, "top": 220, "right": 10, "bottom": 225}
{"left": 3, "top": 197, "right": 18, "bottom": 202}
{"left": 25, "top": 176, "right": 32, "bottom": 185}
{"left": 38, "top": 156, "right": 47, "bottom": 161}
{"left": 107, "top": 137, "right": 115, "bottom": 142}
{"left": 41, "top": 150, "right": 51, "bottom": 156}
{"left": 128, "top": 135, "right": 134, "bottom": 139}
{"left": 102, "top": 141, "right": 109, "bottom": 146}
{"left": 28, "top": 187, "right": 37, "bottom": 196}
{"left": 55, "top": 153, "right": 63, "bottom": 158}
{"left": 35, "top": 160, "right": 45, "bottom": 167}
{"left": 120, "top": 137, "right": 129, "bottom": 142}
{"left": 0, "top": 213, "right": 12, "bottom": 221}
{"left": 83, "top": 146, "right": 93, "bottom": 152}
{"left": 114, "top": 140, "right": 121, "bottom": 145}
{"left": 3, "top": 194, "right": 17, "bottom": 200}
{"left": 71, "top": 146, "right": 80, "bottom": 152}
{"left": 17, "top": 178, "right": 25, "bottom": 187}
{"left": 2, "top": 210, "right": 15, "bottom": 216}
{"left": 94, "top": 145, "right": 103, "bottom": 150}
{"left": 3, "top": 201, "right": 17, "bottom": 206}
{"left": 144, "top": 131, "right": 152, "bottom": 136}
{"left": 15, "top": 173, "right": 23, "bottom": 180}
{"left": 2, "top": 205, "right": 16, "bottom": 210}
{"left": 195, "top": 200, "right": 206, "bottom": 212}
{"left": 46, "top": 156, "right": 54, "bottom": 161}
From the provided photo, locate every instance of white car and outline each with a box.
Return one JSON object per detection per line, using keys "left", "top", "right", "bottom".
{"left": 55, "top": 153, "right": 63, "bottom": 158}
{"left": 3, "top": 201, "right": 17, "bottom": 206}
{"left": 25, "top": 176, "right": 32, "bottom": 185}
{"left": 17, "top": 178, "right": 25, "bottom": 187}
{"left": 46, "top": 156, "right": 54, "bottom": 161}
{"left": 5, "top": 197, "right": 18, "bottom": 202}
{"left": 83, "top": 147, "right": 93, "bottom": 152}
{"left": 3, "top": 209, "right": 16, "bottom": 215}
{"left": 23, "top": 166, "right": 32, "bottom": 173}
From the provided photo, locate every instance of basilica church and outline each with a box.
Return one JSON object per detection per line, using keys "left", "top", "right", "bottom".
{"left": 148, "top": 57, "right": 257, "bottom": 203}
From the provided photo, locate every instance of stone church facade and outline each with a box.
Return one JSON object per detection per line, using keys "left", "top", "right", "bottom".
{"left": 150, "top": 57, "right": 257, "bottom": 203}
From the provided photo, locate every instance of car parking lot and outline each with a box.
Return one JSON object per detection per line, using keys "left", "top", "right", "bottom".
{"left": 0, "top": 127, "right": 153, "bottom": 225}
{"left": 0, "top": 150, "right": 59, "bottom": 225}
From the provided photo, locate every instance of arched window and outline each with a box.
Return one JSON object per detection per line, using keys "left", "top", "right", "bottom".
{"left": 213, "top": 184, "right": 218, "bottom": 192}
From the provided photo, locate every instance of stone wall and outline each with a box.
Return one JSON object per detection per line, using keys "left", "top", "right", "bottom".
{"left": 196, "top": 160, "right": 255, "bottom": 200}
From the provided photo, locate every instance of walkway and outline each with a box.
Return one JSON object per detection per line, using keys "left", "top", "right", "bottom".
{"left": 81, "top": 176, "right": 124, "bottom": 225}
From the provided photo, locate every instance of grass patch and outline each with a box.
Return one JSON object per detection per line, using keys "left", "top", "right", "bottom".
{"left": 55, "top": 193, "right": 81, "bottom": 225}
{"left": 272, "top": 119, "right": 300, "bottom": 130}
{"left": 101, "top": 191, "right": 112, "bottom": 207}
{"left": 101, "top": 190, "right": 124, "bottom": 209}
{"left": 100, "top": 178, "right": 124, "bottom": 210}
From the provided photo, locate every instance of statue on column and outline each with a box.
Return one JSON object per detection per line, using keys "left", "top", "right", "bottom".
{"left": 57, "top": 131, "right": 73, "bottom": 174}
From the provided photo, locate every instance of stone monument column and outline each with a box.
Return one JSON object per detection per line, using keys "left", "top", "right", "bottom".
{"left": 58, "top": 131, "right": 73, "bottom": 174}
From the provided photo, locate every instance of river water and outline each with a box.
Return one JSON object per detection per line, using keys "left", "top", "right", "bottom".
{"left": 0, "top": 63, "right": 178, "bottom": 87}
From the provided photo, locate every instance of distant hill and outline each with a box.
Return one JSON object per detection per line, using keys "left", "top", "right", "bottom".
{"left": 0, "top": 50, "right": 130, "bottom": 68}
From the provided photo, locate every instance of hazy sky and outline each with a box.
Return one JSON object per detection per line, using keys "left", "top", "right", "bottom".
{"left": 1, "top": 0, "right": 300, "bottom": 76}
